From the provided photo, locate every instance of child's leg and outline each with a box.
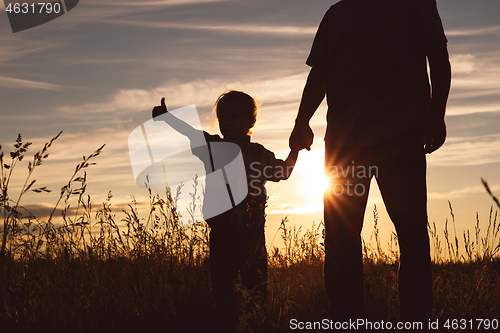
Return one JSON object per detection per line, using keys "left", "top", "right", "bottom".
{"left": 245, "top": 245, "right": 268, "bottom": 300}
{"left": 210, "top": 226, "right": 242, "bottom": 331}
{"left": 239, "top": 218, "right": 268, "bottom": 301}
{"left": 210, "top": 225, "right": 239, "bottom": 304}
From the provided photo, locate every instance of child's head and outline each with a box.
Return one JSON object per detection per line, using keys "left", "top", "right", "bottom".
{"left": 214, "top": 90, "right": 259, "bottom": 140}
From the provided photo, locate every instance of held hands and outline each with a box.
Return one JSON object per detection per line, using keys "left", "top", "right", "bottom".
{"left": 423, "top": 115, "right": 446, "bottom": 154}
{"left": 289, "top": 121, "right": 314, "bottom": 152}
{"left": 152, "top": 97, "right": 168, "bottom": 119}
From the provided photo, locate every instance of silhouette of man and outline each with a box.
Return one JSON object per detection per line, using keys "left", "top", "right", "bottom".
{"left": 289, "top": 0, "right": 451, "bottom": 320}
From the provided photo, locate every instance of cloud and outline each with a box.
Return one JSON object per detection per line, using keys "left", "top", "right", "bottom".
{"left": 112, "top": 0, "right": 232, "bottom": 6}
{"left": 53, "top": 72, "right": 316, "bottom": 156}
{"left": 428, "top": 134, "right": 500, "bottom": 166}
{"left": 446, "top": 103, "right": 500, "bottom": 116}
{"left": 447, "top": 25, "right": 500, "bottom": 36}
{"left": 57, "top": 72, "right": 309, "bottom": 116}
{"left": 447, "top": 52, "right": 500, "bottom": 115}
{"left": 56, "top": 80, "right": 223, "bottom": 115}
{"left": 18, "top": 199, "right": 146, "bottom": 224}
{"left": 450, "top": 54, "right": 476, "bottom": 75}
{"left": 429, "top": 183, "right": 500, "bottom": 200}
{"left": 31, "top": 0, "right": 244, "bottom": 29}
{"left": 0, "top": 76, "right": 64, "bottom": 90}
{"left": 266, "top": 203, "right": 323, "bottom": 215}
{"left": 0, "top": 35, "right": 59, "bottom": 65}
{"left": 105, "top": 19, "right": 317, "bottom": 36}
{"left": 451, "top": 75, "right": 500, "bottom": 91}
{"left": 446, "top": 111, "right": 500, "bottom": 138}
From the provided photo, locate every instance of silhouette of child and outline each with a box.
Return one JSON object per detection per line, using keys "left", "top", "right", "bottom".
{"left": 152, "top": 90, "right": 298, "bottom": 324}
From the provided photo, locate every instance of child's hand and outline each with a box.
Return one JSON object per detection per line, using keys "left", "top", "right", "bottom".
{"left": 152, "top": 97, "right": 168, "bottom": 119}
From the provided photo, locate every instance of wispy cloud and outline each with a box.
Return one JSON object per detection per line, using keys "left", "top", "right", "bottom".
{"left": 113, "top": 0, "right": 233, "bottom": 6}
{"left": 105, "top": 19, "right": 317, "bottom": 36}
{"left": 266, "top": 203, "right": 323, "bottom": 215}
{"left": 429, "top": 183, "right": 500, "bottom": 200}
{"left": 56, "top": 80, "right": 223, "bottom": 115}
{"left": 450, "top": 54, "right": 476, "bottom": 75}
{"left": 0, "top": 35, "right": 59, "bottom": 65}
{"left": 446, "top": 103, "right": 500, "bottom": 116}
{"left": 57, "top": 73, "right": 309, "bottom": 116}
{"left": 447, "top": 25, "right": 500, "bottom": 36}
{"left": 39, "top": 0, "right": 237, "bottom": 27}
{"left": 53, "top": 73, "right": 315, "bottom": 156}
{"left": 447, "top": 52, "right": 500, "bottom": 115}
{"left": 428, "top": 134, "right": 500, "bottom": 166}
{"left": 0, "top": 76, "right": 64, "bottom": 90}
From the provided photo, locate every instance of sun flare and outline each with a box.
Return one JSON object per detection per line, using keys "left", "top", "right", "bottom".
{"left": 302, "top": 170, "right": 329, "bottom": 200}
{"left": 295, "top": 149, "right": 329, "bottom": 200}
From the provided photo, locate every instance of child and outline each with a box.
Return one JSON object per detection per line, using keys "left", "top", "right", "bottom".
{"left": 152, "top": 90, "right": 298, "bottom": 323}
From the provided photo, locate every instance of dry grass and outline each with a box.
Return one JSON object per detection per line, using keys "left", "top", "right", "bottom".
{"left": 1, "top": 133, "right": 499, "bottom": 332}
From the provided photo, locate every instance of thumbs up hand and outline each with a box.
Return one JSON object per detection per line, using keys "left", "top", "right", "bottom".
{"left": 152, "top": 97, "right": 168, "bottom": 119}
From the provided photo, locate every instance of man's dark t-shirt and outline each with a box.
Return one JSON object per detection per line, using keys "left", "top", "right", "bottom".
{"left": 307, "top": 0, "right": 448, "bottom": 146}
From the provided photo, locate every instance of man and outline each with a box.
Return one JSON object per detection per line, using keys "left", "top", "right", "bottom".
{"left": 289, "top": 0, "right": 451, "bottom": 320}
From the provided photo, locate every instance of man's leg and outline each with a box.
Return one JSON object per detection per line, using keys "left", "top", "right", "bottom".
{"left": 324, "top": 145, "right": 371, "bottom": 320}
{"left": 376, "top": 137, "right": 432, "bottom": 320}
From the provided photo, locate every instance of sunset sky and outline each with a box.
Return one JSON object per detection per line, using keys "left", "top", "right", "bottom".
{"left": 1, "top": 0, "right": 500, "bottom": 254}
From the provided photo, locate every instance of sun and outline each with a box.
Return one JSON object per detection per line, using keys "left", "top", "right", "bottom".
{"left": 302, "top": 169, "right": 329, "bottom": 200}
{"left": 295, "top": 149, "right": 329, "bottom": 200}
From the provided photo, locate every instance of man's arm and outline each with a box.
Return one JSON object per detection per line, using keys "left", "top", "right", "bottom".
{"left": 424, "top": 45, "right": 451, "bottom": 154}
{"left": 289, "top": 66, "right": 327, "bottom": 151}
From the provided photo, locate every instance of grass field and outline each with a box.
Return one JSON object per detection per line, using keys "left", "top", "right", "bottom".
{"left": 1, "top": 134, "right": 499, "bottom": 332}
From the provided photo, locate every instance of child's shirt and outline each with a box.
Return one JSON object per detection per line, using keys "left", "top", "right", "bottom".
{"left": 191, "top": 131, "right": 289, "bottom": 224}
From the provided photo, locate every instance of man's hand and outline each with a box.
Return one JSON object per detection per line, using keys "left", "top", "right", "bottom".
{"left": 425, "top": 45, "right": 451, "bottom": 154}
{"left": 152, "top": 97, "right": 168, "bottom": 119}
{"left": 289, "top": 122, "right": 314, "bottom": 151}
{"left": 424, "top": 116, "right": 446, "bottom": 154}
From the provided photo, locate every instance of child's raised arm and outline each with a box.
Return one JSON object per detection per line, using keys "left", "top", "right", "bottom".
{"left": 152, "top": 97, "right": 200, "bottom": 139}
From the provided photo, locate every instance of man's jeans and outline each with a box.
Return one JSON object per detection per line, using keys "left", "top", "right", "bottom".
{"left": 324, "top": 129, "right": 432, "bottom": 320}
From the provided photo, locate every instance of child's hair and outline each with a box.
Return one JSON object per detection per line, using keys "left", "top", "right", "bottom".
{"left": 213, "top": 90, "right": 260, "bottom": 134}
